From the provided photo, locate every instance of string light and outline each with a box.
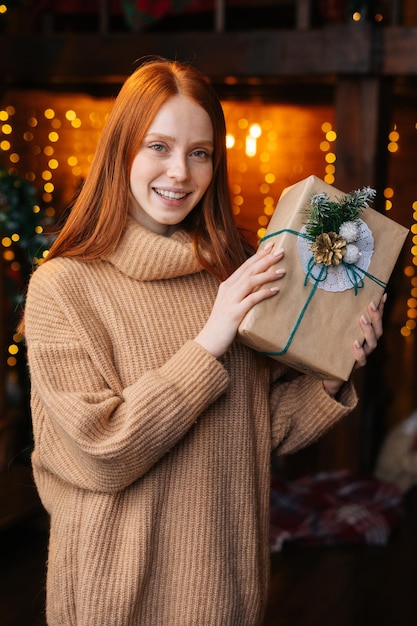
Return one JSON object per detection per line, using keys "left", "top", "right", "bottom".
{"left": 321, "top": 122, "right": 337, "bottom": 185}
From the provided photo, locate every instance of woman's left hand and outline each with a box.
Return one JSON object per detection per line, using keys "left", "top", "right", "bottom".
{"left": 322, "top": 293, "right": 387, "bottom": 398}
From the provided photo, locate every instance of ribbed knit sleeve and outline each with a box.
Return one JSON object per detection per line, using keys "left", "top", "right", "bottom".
{"left": 25, "top": 262, "right": 229, "bottom": 493}
{"left": 269, "top": 363, "right": 357, "bottom": 454}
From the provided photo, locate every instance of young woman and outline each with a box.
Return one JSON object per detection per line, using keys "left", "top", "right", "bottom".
{"left": 23, "top": 57, "right": 384, "bottom": 625}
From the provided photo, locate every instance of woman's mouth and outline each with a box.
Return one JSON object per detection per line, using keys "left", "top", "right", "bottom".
{"left": 154, "top": 188, "right": 189, "bottom": 200}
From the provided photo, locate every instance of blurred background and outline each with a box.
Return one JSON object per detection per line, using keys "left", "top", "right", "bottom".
{"left": 1, "top": 1, "right": 417, "bottom": 625}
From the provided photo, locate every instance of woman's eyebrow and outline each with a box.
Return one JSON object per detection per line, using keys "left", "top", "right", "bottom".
{"left": 145, "top": 132, "right": 213, "bottom": 146}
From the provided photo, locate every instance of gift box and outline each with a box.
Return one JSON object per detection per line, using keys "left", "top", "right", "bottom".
{"left": 238, "top": 175, "right": 409, "bottom": 381}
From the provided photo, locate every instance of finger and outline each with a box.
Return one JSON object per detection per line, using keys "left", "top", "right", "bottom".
{"left": 253, "top": 242, "right": 285, "bottom": 272}
{"left": 258, "top": 238, "right": 283, "bottom": 255}
{"left": 379, "top": 291, "right": 388, "bottom": 309}
{"left": 367, "top": 295, "right": 386, "bottom": 340}
{"left": 359, "top": 314, "right": 378, "bottom": 353}
{"left": 353, "top": 340, "right": 367, "bottom": 369}
{"left": 230, "top": 243, "right": 282, "bottom": 282}
{"left": 228, "top": 245, "right": 286, "bottom": 295}
{"left": 237, "top": 284, "right": 280, "bottom": 316}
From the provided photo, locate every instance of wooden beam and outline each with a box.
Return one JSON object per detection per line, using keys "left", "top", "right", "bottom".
{"left": 2, "top": 25, "right": 417, "bottom": 89}
{"left": 0, "top": 25, "right": 377, "bottom": 87}
{"left": 334, "top": 77, "right": 391, "bottom": 193}
{"left": 295, "top": 0, "right": 311, "bottom": 30}
{"left": 333, "top": 76, "right": 393, "bottom": 473}
{"left": 380, "top": 26, "right": 417, "bottom": 74}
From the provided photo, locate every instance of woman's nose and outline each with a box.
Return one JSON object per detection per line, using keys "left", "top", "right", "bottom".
{"left": 167, "top": 154, "right": 189, "bottom": 180}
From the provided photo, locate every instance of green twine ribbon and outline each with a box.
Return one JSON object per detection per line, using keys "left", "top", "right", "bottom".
{"left": 257, "top": 228, "right": 387, "bottom": 357}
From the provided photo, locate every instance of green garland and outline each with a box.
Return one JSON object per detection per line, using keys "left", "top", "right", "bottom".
{"left": 305, "top": 187, "right": 376, "bottom": 239}
{"left": 0, "top": 167, "right": 51, "bottom": 378}
{"left": 0, "top": 168, "right": 49, "bottom": 263}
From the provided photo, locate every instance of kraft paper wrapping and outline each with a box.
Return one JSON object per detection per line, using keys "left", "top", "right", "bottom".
{"left": 238, "top": 175, "right": 409, "bottom": 381}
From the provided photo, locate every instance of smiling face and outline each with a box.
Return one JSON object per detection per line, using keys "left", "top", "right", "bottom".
{"left": 128, "top": 93, "right": 214, "bottom": 236}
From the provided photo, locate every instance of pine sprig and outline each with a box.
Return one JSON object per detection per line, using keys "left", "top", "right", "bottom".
{"left": 305, "top": 186, "right": 376, "bottom": 239}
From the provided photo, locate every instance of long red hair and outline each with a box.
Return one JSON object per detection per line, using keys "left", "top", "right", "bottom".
{"left": 44, "top": 56, "right": 250, "bottom": 278}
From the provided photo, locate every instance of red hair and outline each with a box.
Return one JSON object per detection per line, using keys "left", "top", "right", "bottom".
{"left": 44, "top": 57, "right": 250, "bottom": 279}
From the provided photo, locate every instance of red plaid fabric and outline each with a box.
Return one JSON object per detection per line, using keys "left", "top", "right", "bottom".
{"left": 270, "top": 469, "right": 403, "bottom": 551}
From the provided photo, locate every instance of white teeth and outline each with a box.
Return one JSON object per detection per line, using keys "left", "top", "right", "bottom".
{"left": 155, "top": 188, "right": 187, "bottom": 200}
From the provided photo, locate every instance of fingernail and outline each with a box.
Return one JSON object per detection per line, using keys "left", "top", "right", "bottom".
{"left": 382, "top": 293, "right": 388, "bottom": 303}
{"left": 263, "top": 241, "right": 274, "bottom": 251}
{"left": 370, "top": 301, "right": 377, "bottom": 311}
{"left": 270, "top": 287, "right": 280, "bottom": 293}
{"left": 354, "top": 340, "right": 361, "bottom": 349}
{"left": 273, "top": 247, "right": 284, "bottom": 257}
{"left": 361, "top": 314, "right": 369, "bottom": 325}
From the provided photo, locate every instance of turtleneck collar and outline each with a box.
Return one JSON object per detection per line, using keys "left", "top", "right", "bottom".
{"left": 104, "top": 218, "right": 203, "bottom": 281}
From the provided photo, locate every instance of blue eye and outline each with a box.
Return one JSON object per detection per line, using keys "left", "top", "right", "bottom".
{"left": 151, "top": 144, "right": 165, "bottom": 152}
{"left": 192, "top": 149, "right": 212, "bottom": 159}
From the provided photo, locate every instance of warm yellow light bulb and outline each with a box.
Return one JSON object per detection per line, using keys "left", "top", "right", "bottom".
{"left": 249, "top": 124, "right": 261, "bottom": 139}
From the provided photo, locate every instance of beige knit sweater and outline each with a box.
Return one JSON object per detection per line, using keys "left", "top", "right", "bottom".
{"left": 24, "top": 218, "right": 357, "bottom": 626}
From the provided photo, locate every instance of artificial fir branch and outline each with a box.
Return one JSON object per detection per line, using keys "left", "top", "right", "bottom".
{"left": 305, "top": 186, "right": 376, "bottom": 239}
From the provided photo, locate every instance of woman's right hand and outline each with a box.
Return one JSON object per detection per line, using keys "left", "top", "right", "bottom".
{"left": 195, "top": 242, "right": 286, "bottom": 358}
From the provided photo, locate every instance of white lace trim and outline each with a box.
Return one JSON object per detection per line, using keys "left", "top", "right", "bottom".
{"left": 297, "top": 219, "right": 374, "bottom": 292}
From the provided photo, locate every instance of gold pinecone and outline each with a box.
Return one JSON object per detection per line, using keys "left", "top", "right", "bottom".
{"left": 311, "top": 232, "right": 346, "bottom": 266}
